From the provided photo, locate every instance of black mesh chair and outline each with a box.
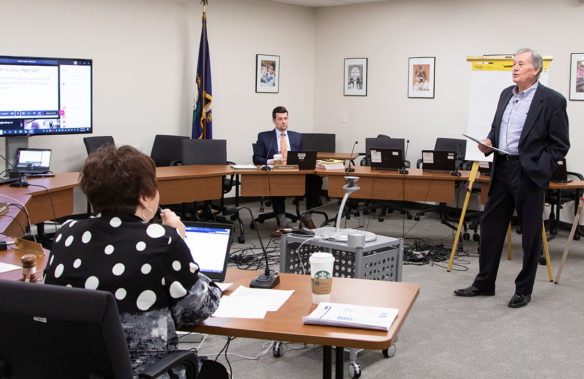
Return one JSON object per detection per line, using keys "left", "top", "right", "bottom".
{"left": 250, "top": 143, "right": 298, "bottom": 227}
{"left": 0, "top": 279, "right": 198, "bottom": 378}
{"left": 545, "top": 160, "right": 583, "bottom": 241}
{"left": 83, "top": 136, "right": 115, "bottom": 154}
{"left": 181, "top": 139, "right": 244, "bottom": 242}
{"left": 414, "top": 137, "right": 481, "bottom": 240}
{"left": 300, "top": 133, "right": 335, "bottom": 153}
{"left": 150, "top": 134, "right": 190, "bottom": 167}
{"left": 358, "top": 137, "right": 412, "bottom": 222}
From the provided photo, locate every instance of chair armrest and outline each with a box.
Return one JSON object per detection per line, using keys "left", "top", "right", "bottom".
{"left": 567, "top": 171, "right": 584, "bottom": 180}
{"left": 138, "top": 350, "right": 198, "bottom": 379}
{"left": 359, "top": 156, "right": 370, "bottom": 166}
{"left": 416, "top": 158, "right": 422, "bottom": 169}
{"left": 405, "top": 159, "right": 411, "bottom": 168}
{"left": 171, "top": 160, "right": 182, "bottom": 166}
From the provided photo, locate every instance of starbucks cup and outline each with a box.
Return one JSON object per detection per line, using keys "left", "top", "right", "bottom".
{"left": 309, "top": 252, "right": 335, "bottom": 303}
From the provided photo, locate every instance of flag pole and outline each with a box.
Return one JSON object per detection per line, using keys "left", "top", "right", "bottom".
{"left": 201, "top": 0, "right": 208, "bottom": 139}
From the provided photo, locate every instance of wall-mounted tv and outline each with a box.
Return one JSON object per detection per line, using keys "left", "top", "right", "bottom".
{"left": 0, "top": 55, "right": 92, "bottom": 136}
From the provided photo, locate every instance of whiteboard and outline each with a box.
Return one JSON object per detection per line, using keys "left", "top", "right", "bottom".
{"left": 465, "top": 58, "right": 550, "bottom": 162}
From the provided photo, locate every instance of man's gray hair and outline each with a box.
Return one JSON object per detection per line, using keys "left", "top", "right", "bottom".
{"left": 515, "top": 48, "right": 543, "bottom": 79}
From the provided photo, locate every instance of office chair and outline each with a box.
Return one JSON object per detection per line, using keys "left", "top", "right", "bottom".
{"left": 181, "top": 139, "right": 245, "bottom": 242}
{"left": 150, "top": 134, "right": 190, "bottom": 167}
{"left": 250, "top": 143, "right": 299, "bottom": 227}
{"left": 544, "top": 160, "right": 583, "bottom": 241}
{"left": 358, "top": 137, "right": 413, "bottom": 222}
{"left": 300, "top": 133, "right": 335, "bottom": 153}
{"left": 83, "top": 136, "right": 115, "bottom": 155}
{"left": 414, "top": 137, "right": 481, "bottom": 241}
{"left": 0, "top": 279, "right": 198, "bottom": 379}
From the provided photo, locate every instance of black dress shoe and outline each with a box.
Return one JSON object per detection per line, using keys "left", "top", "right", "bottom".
{"left": 453, "top": 285, "right": 495, "bottom": 297}
{"left": 508, "top": 293, "right": 531, "bottom": 308}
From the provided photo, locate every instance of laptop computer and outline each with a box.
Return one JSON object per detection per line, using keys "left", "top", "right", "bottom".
{"left": 15, "top": 148, "right": 52, "bottom": 174}
{"left": 421, "top": 150, "right": 456, "bottom": 173}
{"left": 182, "top": 221, "right": 233, "bottom": 282}
{"left": 370, "top": 148, "right": 404, "bottom": 171}
{"left": 287, "top": 150, "right": 317, "bottom": 169}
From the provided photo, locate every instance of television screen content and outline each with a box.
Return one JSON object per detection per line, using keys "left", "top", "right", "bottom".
{"left": 0, "top": 55, "right": 92, "bottom": 136}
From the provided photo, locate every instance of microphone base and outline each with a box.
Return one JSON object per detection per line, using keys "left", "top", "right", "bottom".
{"left": 250, "top": 272, "right": 280, "bottom": 289}
{"left": 345, "top": 167, "right": 355, "bottom": 173}
{"left": 10, "top": 180, "right": 29, "bottom": 188}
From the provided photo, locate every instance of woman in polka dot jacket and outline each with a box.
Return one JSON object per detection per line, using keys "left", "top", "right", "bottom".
{"left": 44, "top": 145, "right": 221, "bottom": 375}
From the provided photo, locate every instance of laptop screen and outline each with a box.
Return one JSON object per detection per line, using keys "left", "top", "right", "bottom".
{"left": 182, "top": 222, "right": 232, "bottom": 281}
{"left": 370, "top": 148, "right": 404, "bottom": 171}
{"left": 15, "top": 148, "right": 51, "bottom": 173}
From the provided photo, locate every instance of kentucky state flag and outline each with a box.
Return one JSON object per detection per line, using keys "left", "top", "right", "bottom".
{"left": 192, "top": 10, "right": 212, "bottom": 139}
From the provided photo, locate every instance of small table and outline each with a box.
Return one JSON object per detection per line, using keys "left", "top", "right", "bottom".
{"left": 189, "top": 269, "right": 419, "bottom": 378}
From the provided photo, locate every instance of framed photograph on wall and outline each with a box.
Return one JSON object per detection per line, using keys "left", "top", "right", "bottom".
{"left": 569, "top": 53, "right": 584, "bottom": 101}
{"left": 408, "top": 57, "right": 435, "bottom": 99}
{"left": 344, "top": 58, "right": 367, "bottom": 96}
{"left": 256, "top": 54, "right": 279, "bottom": 93}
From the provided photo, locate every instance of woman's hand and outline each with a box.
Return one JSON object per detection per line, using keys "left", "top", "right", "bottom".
{"left": 160, "top": 208, "right": 185, "bottom": 239}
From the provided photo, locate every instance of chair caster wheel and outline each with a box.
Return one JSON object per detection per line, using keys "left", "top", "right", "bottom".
{"left": 473, "top": 233, "right": 480, "bottom": 241}
{"left": 383, "top": 344, "right": 396, "bottom": 358}
{"left": 406, "top": 214, "right": 413, "bottom": 220}
{"left": 272, "top": 341, "right": 283, "bottom": 357}
{"left": 378, "top": 217, "right": 384, "bottom": 222}
{"left": 414, "top": 216, "right": 420, "bottom": 221}
{"left": 237, "top": 236, "right": 245, "bottom": 243}
{"left": 539, "top": 256, "right": 547, "bottom": 265}
{"left": 463, "top": 232, "right": 470, "bottom": 240}
{"left": 348, "top": 362, "right": 361, "bottom": 378}
{"left": 575, "top": 234, "right": 581, "bottom": 241}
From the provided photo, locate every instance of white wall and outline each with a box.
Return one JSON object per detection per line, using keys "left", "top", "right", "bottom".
{"left": 1, "top": 0, "right": 583, "bottom": 219}
{"left": 314, "top": 0, "right": 584, "bottom": 174}
{"left": 0, "top": 0, "right": 315, "bottom": 172}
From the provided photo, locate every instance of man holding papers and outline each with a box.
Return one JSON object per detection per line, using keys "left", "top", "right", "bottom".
{"left": 455, "top": 48, "right": 570, "bottom": 308}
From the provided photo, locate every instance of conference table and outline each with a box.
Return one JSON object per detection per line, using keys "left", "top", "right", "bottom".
{"left": 190, "top": 269, "right": 419, "bottom": 378}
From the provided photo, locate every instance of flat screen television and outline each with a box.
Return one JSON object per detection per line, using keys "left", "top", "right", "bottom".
{"left": 0, "top": 55, "right": 92, "bottom": 136}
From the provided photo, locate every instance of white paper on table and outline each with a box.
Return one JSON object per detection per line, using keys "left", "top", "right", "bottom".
{"left": 217, "top": 282, "right": 232, "bottom": 292}
{"left": 212, "top": 296, "right": 268, "bottom": 319}
{"left": 211, "top": 285, "right": 295, "bottom": 319}
{"left": 229, "top": 286, "right": 295, "bottom": 312}
{"left": 0, "top": 262, "right": 20, "bottom": 273}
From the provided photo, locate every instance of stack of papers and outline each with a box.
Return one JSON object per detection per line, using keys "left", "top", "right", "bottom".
{"left": 231, "top": 164, "right": 258, "bottom": 169}
{"left": 316, "top": 160, "right": 345, "bottom": 170}
{"left": 303, "top": 302, "right": 398, "bottom": 331}
{"left": 212, "top": 286, "right": 294, "bottom": 319}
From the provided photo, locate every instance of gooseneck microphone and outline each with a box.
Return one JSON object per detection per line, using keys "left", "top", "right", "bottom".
{"left": 398, "top": 139, "right": 409, "bottom": 175}
{"left": 260, "top": 144, "right": 272, "bottom": 171}
{"left": 345, "top": 141, "right": 358, "bottom": 173}
{"left": 223, "top": 206, "right": 280, "bottom": 289}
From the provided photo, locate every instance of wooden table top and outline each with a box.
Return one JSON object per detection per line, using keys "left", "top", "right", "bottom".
{"left": 190, "top": 269, "right": 419, "bottom": 350}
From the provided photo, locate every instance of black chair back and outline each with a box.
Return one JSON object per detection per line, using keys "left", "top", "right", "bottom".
{"left": 83, "top": 136, "right": 115, "bottom": 154}
{"left": 181, "top": 139, "right": 227, "bottom": 165}
{"left": 300, "top": 133, "right": 335, "bottom": 152}
{"left": 434, "top": 138, "right": 467, "bottom": 170}
{"left": 0, "top": 280, "right": 133, "bottom": 379}
{"left": 150, "top": 134, "right": 190, "bottom": 167}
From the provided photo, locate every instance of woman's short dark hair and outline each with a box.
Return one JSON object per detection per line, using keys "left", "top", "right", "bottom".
{"left": 80, "top": 145, "right": 157, "bottom": 215}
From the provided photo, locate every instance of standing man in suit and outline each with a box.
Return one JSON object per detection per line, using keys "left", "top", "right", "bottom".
{"left": 455, "top": 48, "right": 569, "bottom": 308}
{"left": 253, "top": 106, "right": 323, "bottom": 236}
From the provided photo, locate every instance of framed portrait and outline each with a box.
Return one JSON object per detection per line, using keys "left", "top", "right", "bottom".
{"left": 256, "top": 54, "right": 279, "bottom": 93}
{"left": 569, "top": 53, "right": 584, "bottom": 101}
{"left": 408, "top": 57, "right": 435, "bottom": 99}
{"left": 344, "top": 58, "right": 367, "bottom": 96}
